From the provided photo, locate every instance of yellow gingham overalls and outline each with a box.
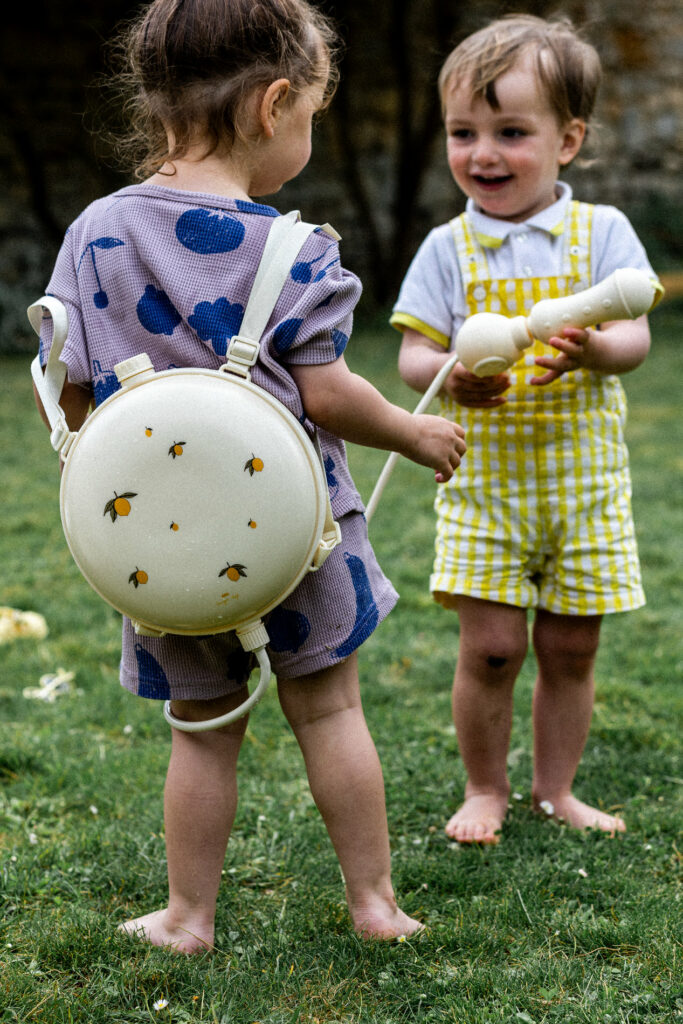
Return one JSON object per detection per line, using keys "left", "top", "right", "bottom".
{"left": 431, "top": 202, "right": 645, "bottom": 615}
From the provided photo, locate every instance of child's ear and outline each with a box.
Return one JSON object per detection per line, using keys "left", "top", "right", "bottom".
{"left": 558, "top": 118, "right": 586, "bottom": 166}
{"left": 259, "top": 79, "right": 291, "bottom": 138}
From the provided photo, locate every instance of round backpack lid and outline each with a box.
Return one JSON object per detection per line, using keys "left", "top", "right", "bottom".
{"left": 59, "top": 365, "right": 331, "bottom": 636}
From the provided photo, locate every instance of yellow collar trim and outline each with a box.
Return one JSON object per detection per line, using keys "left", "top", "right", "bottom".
{"left": 474, "top": 218, "right": 565, "bottom": 249}
{"left": 473, "top": 231, "right": 504, "bottom": 249}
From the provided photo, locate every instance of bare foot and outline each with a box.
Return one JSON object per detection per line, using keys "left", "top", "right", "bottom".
{"left": 445, "top": 793, "right": 508, "bottom": 844}
{"left": 348, "top": 894, "right": 423, "bottom": 940}
{"left": 118, "top": 909, "right": 213, "bottom": 954}
{"left": 534, "top": 794, "right": 626, "bottom": 835}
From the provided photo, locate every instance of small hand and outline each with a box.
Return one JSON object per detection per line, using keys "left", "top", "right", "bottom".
{"left": 408, "top": 414, "right": 466, "bottom": 484}
{"left": 444, "top": 360, "right": 510, "bottom": 408}
{"left": 530, "top": 326, "right": 593, "bottom": 385}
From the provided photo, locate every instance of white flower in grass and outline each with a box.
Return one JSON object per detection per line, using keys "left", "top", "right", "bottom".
{"left": 512, "top": 792, "right": 523, "bottom": 801}
{"left": 397, "top": 934, "right": 407, "bottom": 943}
{"left": 539, "top": 800, "right": 554, "bottom": 816}
{"left": 89, "top": 805, "right": 99, "bottom": 816}
{"left": 153, "top": 998, "right": 169, "bottom": 1011}
{"left": 578, "top": 868, "right": 588, "bottom": 878}
{"left": 29, "top": 832, "right": 38, "bottom": 845}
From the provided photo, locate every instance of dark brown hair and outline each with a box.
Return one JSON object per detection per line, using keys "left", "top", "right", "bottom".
{"left": 438, "top": 14, "right": 602, "bottom": 127}
{"left": 107, "top": 0, "right": 340, "bottom": 178}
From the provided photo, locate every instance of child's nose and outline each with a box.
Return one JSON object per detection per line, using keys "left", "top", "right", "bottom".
{"left": 471, "top": 135, "right": 498, "bottom": 165}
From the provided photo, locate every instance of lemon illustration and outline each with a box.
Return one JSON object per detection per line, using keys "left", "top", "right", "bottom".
{"left": 244, "top": 454, "right": 264, "bottom": 476}
{"left": 104, "top": 491, "right": 137, "bottom": 522}
{"left": 218, "top": 562, "right": 247, "bottom": 582}
{"left": 168, "top": 441, "right": 186, "bottom": 458}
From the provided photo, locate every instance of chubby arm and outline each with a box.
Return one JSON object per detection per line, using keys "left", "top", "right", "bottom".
{"left": 290, "top": 355, "right": 466, "bottom": 483}
{"left": 399, "top": 327, "right": 510, "bottom": 409}
{"left": 531, "top": 315, "right": 651, "bottom": 385}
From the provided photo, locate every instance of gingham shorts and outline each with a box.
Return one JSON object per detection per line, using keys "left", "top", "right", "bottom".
{"left": 431, "top": 403, "right": 645, "bottom": 616}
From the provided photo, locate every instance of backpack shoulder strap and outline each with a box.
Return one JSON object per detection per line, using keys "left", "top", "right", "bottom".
{"left": 222, "top": 211, "right": 342, "bottom": 568}
{"left": 27, "top": 295, "right": 75, "bottom": 456}
{"left": 223, "top": 210, "right": 320, "bottom": 377}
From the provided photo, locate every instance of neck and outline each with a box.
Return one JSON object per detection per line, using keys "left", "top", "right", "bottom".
{"left": 146, "top": 150, "right": 254, "bottom": 200}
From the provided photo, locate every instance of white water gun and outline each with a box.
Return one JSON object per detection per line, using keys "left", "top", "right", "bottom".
{"left": 455, "top": 267, "right": 659, "bottom": 377}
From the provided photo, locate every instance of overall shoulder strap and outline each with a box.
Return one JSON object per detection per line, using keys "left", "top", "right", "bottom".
{"left": 449, "top": 212, "right": 490, "bottom": 289}
{"left": 563, "top": 200, "right": 594, "bottom": 286}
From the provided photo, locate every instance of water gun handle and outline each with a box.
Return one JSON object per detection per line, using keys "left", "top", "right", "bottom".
{"left": 526, "top": 268, "right": 658, "bottom": 343}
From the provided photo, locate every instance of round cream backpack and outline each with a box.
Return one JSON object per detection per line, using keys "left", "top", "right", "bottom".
{"left": 28, "top": 212, "right": 342, "bottom": 732}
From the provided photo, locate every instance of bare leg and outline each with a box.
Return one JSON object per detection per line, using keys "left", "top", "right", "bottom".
{"left": 445, "top": 597, "right": 528, "bottom": 844}
{"left": 119, "top": 687, "right": 249, "bottom": 953}
{"left": 278, "top": 654, "right": 421, "bottom": 939}
{"left": 532, "top": 610, "right": 625, "bottom": 834}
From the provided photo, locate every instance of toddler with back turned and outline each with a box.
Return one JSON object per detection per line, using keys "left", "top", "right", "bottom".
{"left": 33, "top": 0, "right": 466, "bottom": 950}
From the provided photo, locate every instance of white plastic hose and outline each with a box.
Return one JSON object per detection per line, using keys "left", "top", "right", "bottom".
{"left": 365, "top": 352, "right": 460, "bottom": 523}
{"left": 163, "top": 644, "right": 272, "bottom": 732}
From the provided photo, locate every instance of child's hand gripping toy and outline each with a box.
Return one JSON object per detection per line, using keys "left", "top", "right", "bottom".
{"left": 455, "top": 267, "right": 659, "bottom": 377}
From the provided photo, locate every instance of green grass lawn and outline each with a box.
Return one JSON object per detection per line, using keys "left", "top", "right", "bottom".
{"left": 1, "top": 305, "right": 681, "bottom": 1023}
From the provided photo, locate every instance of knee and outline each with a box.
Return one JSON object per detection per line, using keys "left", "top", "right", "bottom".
{"left": 533, "top": 616, "right": 601, "bottom": 673}
{"left": 456, "top": 600, "right": 529, "bottom": 681}
{"left": 279, "top": 687, "right": 360, "bottom": 733}
{"left": 462, "top": 633, "right": 528, "bottom": 679}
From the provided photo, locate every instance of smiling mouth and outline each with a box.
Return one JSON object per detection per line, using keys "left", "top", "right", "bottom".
{"left": 473, "top": 174, "right": 513, "bottom": 188}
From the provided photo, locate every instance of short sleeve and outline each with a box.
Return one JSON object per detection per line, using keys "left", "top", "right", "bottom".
{"left": 263, "top": 229, "right": 362, "bottom": 366}
{"left": 389, "top": 225, "right": 463, "bottom": 349}
{"left": 591, "top": 206, "right": 657, "bottom": 283}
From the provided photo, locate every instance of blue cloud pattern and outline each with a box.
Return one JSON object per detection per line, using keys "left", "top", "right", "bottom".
{"left": 188, "top": 298, "right": 244, "bottom": 356}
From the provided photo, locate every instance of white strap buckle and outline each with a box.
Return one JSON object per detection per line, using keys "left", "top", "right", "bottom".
{"left": 221, "top": 336, "right": 260, "bottom": 379}
{"left": 310, "top": 521, "right": 342, "bottom": 571}
{"left": 50, "top": 419, "right": 76, "bottom": 457}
